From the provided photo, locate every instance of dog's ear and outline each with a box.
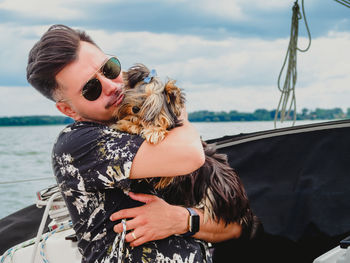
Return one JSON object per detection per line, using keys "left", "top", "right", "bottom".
{"left": 140, "top": 81, "right": 165, "bottom": 122}
{"left": 164, "top": 80, "right": 185, "bottom": 117}
{"left": 124, "top": 64, "right": 150, "bottom": 89}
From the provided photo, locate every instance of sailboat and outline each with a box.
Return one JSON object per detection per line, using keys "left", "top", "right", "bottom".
{"left": 1, "top": 1, "right": 350, "bottom": 262}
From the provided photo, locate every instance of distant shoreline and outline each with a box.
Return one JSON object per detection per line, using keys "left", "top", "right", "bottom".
{"left": 0, "top": 108, "right": 348, "bottom": 126}
{"left": 0, "top": 116, "right": 74, "bottom": 126}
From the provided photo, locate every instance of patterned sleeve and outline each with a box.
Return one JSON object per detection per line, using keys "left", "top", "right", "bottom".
{"left": 52, "top": 122, "right": 144, "bottom": 192}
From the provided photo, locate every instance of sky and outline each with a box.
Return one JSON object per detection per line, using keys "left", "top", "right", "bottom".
{"left": 0, "top": 0, "right": 349, "bottom": 117}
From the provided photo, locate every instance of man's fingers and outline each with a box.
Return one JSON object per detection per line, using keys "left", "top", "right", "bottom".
{"left": 128, "top": 192, "right": 158, "bottom": 204}
{"left": 129, "top": 236, "right": 148, "bottom": 247}
{"left": 110, "top": 206, "right": 140, "bottom": 221}
{"left": 113, "top": 218, "right": 141, "bottom": 233}
{"left": 125, "top": 229, "right": 141, "bottom": 243}
{"left": 127, "top": 227, "right": 149, "bottom": 247}
{"left": 110, "top": 193, "right": 158, "bottom": 222}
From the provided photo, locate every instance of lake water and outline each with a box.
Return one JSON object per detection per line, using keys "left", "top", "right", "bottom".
{"left": 0, "top": 120, "right": 324, "bottom": 219}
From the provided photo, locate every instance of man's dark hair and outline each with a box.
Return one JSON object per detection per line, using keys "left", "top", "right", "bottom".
{"left": 27, "top": 24, "right": 97, "bottom": 101}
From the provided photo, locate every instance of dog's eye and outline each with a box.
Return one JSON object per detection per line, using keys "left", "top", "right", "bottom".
{"left": 132, "top": 106, "right": 140, "bottom": 114}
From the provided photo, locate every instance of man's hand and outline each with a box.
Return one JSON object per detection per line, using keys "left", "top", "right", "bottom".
{"left": 110, "top": 192, "right": 243, "bottom": 247}
{"left": 110, "top": 192, "right": 188, "bottom": 247}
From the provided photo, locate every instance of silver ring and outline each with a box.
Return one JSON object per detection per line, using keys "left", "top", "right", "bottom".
{"left": 131, "top": 232, "right": 137, "bottom": 240}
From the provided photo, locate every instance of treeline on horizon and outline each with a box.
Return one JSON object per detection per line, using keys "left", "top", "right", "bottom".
{"left": 0, "top": 115, "right": 74, "bottom": 126}
{"left": 189, "top": 107, "right": 348, "bottom": 122}
{"left": 0, "top": 107, "right": 348, "bottom": 126}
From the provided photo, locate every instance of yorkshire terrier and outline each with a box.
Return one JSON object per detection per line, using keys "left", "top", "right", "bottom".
{"left": 113, "top": 64, "right": 259, "bottom": 238}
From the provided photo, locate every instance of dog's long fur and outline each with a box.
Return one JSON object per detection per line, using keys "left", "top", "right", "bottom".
{"left": 113, "top": 64, "right": 259, "bottom": 238}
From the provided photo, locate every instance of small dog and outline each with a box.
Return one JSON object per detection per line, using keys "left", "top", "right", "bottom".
{"left": 113, "top": 64, "right": 259, "bottom": 238}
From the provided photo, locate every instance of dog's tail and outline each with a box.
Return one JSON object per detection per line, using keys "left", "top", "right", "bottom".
{"left": 195, "top": 141, "right": 260, "bottom": 239}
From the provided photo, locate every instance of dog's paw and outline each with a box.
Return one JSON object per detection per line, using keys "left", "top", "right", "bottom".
{"left": 142, "top": 127, "right": 167, "bottom": 144}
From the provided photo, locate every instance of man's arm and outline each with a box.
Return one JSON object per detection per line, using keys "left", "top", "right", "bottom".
{"left": 110, "top": 192, "right": 242, "bottom": 246}
{"left": 129, "top": 113, "right": 205, "bottom": 179}
{"left": 192, "top": 210, "right": 242, "bottom": 243}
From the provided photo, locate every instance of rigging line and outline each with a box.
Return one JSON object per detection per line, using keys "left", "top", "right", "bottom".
{"left": 298, "top": 0, "right": 312, "bottom": 52}
{"left": 274, "top": 0, "right": 311, "bottom": 128}
{"left": 0, "top": 177, "right": 54, "bottom": 185}
{"left": 340, "top": 0, "right": 350, "bottom": 6}
{"left": 334, "top": 0, "right": 350, "bottom": 8}
{"left": 274, "top": 1, "right": 299, "bottom": 128}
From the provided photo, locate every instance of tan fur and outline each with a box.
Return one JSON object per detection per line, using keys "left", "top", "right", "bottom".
{"left": 113, "top": 64, "right": 185, "bottom": 189}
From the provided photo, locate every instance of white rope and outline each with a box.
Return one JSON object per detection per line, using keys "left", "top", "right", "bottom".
{"left": 30, "top": 192, "right": 61, "bottom": 263}
{"left": 0, "top": 237, "right": 38, "bottom": 263}
{"left": 39, "top": 222, "right": 72, "bottom": 263}
{"left": 274, "top": 0, "right": 311, "bottom": 128}
{"left": 0, "top": 186, "right": 72, "bottom": 263}
{"left": 105, "top": 219, "right": 127, "bottom": 263}
{"left": 0, "top": 221, "right": 72, "bottom": 263}
{"left": 1, "top": 241, "right": 27, "bottom": 263}
{"left": 117, "top": 220, "right": 127, "bottom": 263}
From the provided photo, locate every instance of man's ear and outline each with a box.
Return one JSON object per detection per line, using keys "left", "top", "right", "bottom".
{"left": 56, "top": 102, "right": 79, "bottom": 120}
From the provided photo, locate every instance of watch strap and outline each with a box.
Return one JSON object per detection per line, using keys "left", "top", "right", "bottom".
{"left": 181, "top": 207, "right": 200, "bottom": 237}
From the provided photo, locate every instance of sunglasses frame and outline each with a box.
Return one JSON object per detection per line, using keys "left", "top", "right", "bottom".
{"left": 81, "top": 55, "right": 121, "bottom": 101}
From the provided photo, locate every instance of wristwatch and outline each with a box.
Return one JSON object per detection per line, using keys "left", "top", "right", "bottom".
{"left": 182, "top": 208, "right": 200, "bottom": 237}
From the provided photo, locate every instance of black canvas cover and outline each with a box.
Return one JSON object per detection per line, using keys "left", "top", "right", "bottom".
{"left": 210, "top": 120, "right": 350, "bottom": 262}
{"left": 0, "top": 204, "right": 49, "bottom": 254}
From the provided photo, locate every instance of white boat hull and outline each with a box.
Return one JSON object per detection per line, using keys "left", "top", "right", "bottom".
{"left": 313, "top": 246, "right": 350, "bottom": 263}
{"left": 1, "top": 228, "right": 81, "bottom": 263}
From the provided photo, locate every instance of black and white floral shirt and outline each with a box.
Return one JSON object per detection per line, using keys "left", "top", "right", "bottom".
{"left": 52, "top": 121, "right": 212, "bottom": 263}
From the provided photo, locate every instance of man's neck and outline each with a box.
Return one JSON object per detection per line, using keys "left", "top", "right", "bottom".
{"left": 77, "top": 117, "right": 117, "bottom": 126}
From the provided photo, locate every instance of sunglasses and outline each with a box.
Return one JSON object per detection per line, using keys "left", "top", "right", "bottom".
{"left": 82, "top": 56, "right": 121, "bottom": 101}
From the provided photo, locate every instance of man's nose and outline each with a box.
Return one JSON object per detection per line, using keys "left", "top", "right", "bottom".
{"left": 98, "top": 73, "right": 123, "bottom": 96}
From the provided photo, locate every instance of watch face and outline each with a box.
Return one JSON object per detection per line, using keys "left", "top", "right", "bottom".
{"left": 191, "top": 215, "right": 200, "bottom": 233}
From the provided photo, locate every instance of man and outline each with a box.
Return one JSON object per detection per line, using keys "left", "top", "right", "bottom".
{"left": 27, "top": 24, "right": 242, "bottom": 262}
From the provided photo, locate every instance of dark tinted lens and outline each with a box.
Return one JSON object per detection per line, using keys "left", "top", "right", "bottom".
{"left": 102, "top": 57, "right": 121, "bottom": 79}
{"left": 82, "top": 79, "right": 102, "bottom": 101}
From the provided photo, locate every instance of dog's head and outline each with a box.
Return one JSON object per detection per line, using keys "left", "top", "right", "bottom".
{"left": 115, "top": 63, "right": 185, "bottom": 129}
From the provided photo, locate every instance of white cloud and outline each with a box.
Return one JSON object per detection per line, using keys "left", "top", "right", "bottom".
{"left": 298, "top": 31, "right": 350, "bottom": 84}
{"left": 0, "top": 86, "right": 61, "bottom": 116}
{"left": 185, "top": 84, "right": 279, "bottom": 112}
{"left": 0, "top": 0, "right": 289, "bottom": 22}
{"left": 160, "top": 0, "right": 291, "bottom": 22}
{"left": 0, "top": 0, "right": 118, "bottom": 20}
{"left": 0, "top": 24, "right": 49, "bottom": 75}
{"left": 242, "top": 0, "right": 290, "bottom": 10}
{"left": 190, "top": 0, "right": 246, "bottom": 21}
{"left": 73, "top": 28, "right": 350, "bottom": 114}
{"left": 0, "top": 0, "right": 80, "bottom": 19}
{"left": 89, "top": 29, "right": 287, "bottom": 85}
{"left": 1, "top": 23, "right": 350, "bottom": 116}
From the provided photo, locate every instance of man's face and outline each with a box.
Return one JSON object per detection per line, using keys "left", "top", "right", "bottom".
{"left": 55, "top": 41, "right": 124, "bottom": 123}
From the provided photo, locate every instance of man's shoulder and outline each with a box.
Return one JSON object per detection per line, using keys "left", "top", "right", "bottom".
{"left": 57, "top": 121, "right": 124, "bottom": 138}
{"left": 53, "top": 121, "right": 144, "bottom": 154}
{"left": 55, "top": 121, "right": 104, "bottom": 143}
